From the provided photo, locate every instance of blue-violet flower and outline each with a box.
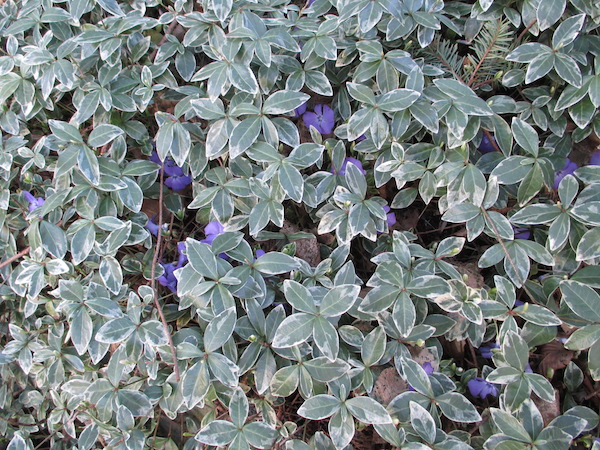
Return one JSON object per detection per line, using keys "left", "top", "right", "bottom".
{"left": 513, "top": 226, "right": 531, "bottom": 240}
{"left": 467, "top": 377, "right": 498, "bottom": 399}
{"left": 554, "top": 158, "right": 578, "bottom": 189}
{"left": 23, "top": 191, "right": 44, "bottom": 212}
{"left": 150, "top": 151, "right": 192, "bottom": 191}
{"left": 303, "top": 104, "right": 335, "bottom": 135}
{"left": 383, "top": 205, "right": 397, "bottom": 228}
{"left": 294, "top": 101, "right": 308, "bottom": 118}
{"left": 332, "top": 157, "right": 366, "bottom": 177}
{"left": 478, "top": 134, "right": 496, "bottom": 153}
{"left": 590, "top": 150, "right": 600, "bottom": 166}
{"left": 201, "top": 221, "right": 225, "bottom": 245}
{"left": 479, "top": 342, "right": 499, "bottom": 359}
{"left": 157, "top": 262, "right": 178, "bottom": 293}
{"left": 177, "top": 241, "right": 188, "bottom": 267}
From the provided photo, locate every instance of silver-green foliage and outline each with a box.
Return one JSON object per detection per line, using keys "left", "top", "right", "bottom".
{"left": 1, "top": 0, "right": 600, "bottom": 448}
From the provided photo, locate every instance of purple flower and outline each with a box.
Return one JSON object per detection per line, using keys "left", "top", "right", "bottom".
{"left": 467, "top": 377, "right": 498, "bottom": 399}
{"left": 422, "top": 362, "right": 434, "bottom": 375}
{"left": 479, "top": 134, "right": 496, "bottom": 153}
{"left": 176, "top": 241, "right": 187, "bottom": 268}
{"left": 255, "top": 249, "right": 266, "bottom": 259}
{"left": 201, "top": 221, "right": 225, "bottom": 245}
{"left": 514, "top": 299, "right": 525, "bottom": 307}
{"left": 303, "top": 104, "right": 335, "bottom": 135}
{"left": 150, "top": 151, "right": 184, "bottom": 177}
{"left": 332, "top": 157, "right": 366, "bottom": 176}
{"left": 23, "top": 191, "right": 44, "bottom": 212}
{"left": 145, "top": 218, "right": 169, "bottom": 237}
{"left": 150, "top": 150, "right": 191, "bottom": 191}
{"left": 383, "top": 205, "right": 396, "bottom": 228}
{"left": 590, "top": 150, "right": 600, "bottom": 166}
{"left": 164, "top": 173, "right": 192, "bottom": 191}
{"left": 554, "top": 158, "right": 578, "bottom": 189}
{"left": 513, "top": 226, "right": 531, "bottom": 240}
{"left": 294, "top": 102, "right": 308, "bottom": 118}
{"left": 157, "top": 262, "right": 178, "bottom": 293}
{"left": 524, "top": 363, "right": 533, "bottom": 374}
{"left": 479, "top": 342, "right": 499, "bottom": 359}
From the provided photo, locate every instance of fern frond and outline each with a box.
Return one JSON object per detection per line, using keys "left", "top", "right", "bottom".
{"left": 466, "top": 19, "right": 514, "bottom": 88}
{"left": 421, "top": 39, "right": 466, "bottom": 83}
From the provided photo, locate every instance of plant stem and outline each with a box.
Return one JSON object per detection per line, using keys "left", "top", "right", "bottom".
{"left": 0, "top": 246, "right": 30, "bottom": 269}
{"left": 150, "top": 168, "right": 180, "bottom": 381}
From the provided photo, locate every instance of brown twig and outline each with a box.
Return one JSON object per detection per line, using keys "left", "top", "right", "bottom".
{"left": 516, "top": 19, "right": 538, "bottom": 43}
{"left": 150, "top": 168, "right": 180, "bottom": 381}
{"left": 0, "top": 246, "right": 31, "bottom": 270}
{"left": 149, "top": 20, "right": 180, "bottom": 62}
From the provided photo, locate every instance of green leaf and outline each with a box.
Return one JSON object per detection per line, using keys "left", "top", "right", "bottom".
{"left": 99, "top": 256, "right": 123, "bottom": 295}
{"left": 514, "top": 304, "right": 562, "bottom": 326}
{"left": 346, "top": 397, "right": 392, "bottom": 424}
{"left": 507, "top": 43, "right": 550, "bottom": 63}
{"left": 377, "top": 89, "right": 420, "bottom": 112}
{"left": 243, "top": 422, "right": 278, "bottom": 449}
{"left": 554, "top": 53, "right": 582, "bottom": 87}
{"left": 270, "top": 365, "right": 300, "bottom": 397}
{"left": 320, "top": 284, "right": 360, "bottom": 317}
{"left": 547, "top": 213, "right": 570, "bottom": 251}
{"left": 71, "top": 308, "right": 93, "bottom": 355}
{"left": 559, "top": 280, "right": 600, "bottom": 323}
{"left": 229, "top": 388, "right": 248, "bottom": 428}
{"left": 253, "top": 252, "right": 300, "bottom": 275}
{"left": 401, "top": 358, "right": 433, "bottom": 396}
{"left": 182, "top": 361, "right": 210, "bottom": 409}
{"left": 569, "top": 96, "right": 596, "bottom": 129}
{"left": 303, "top": 357, "right": 350, "bottom": 382}
{"left": 298, "top": 394, "right": 341, "bottom": 420}
{"left": 511, "top": 118, "right": 538, "bottom": 157}
{"left": 313, "top": 315, "right": 340, "bottom": 361}
{"left": 329, "top": 409, "right": 355, "bottom": 450}
{"left": 441, "top": 203, "right": 480, "bottom": 222}
{"left": 77, "top": 145, "right": 100, "bottom": 185}
{"left": 510, "top": 204, "right": 561, "bottom": 224}
{"left": 537, "top": 0, "right": 565, "bottom": 30}
{"left": 491, "top": 408, "right": 532, "bottom": 443}
{"left": 230, "top": 117, "right": 262, "bottom": 159}
{"left": 279, "top": 162, "right": 304, "bottom": 202}
{"left": 517, "top": 164, "right": 544, "bottom": 206}
{"left": 138, "top": 320, "right": 168, "bottom": 347}
{"left": 40, "top": 220, "right": 67, "bottom": 259}
{"left": 503, "top": 331, "right": 529, "bottom": 371}
{"left": 409, "top": 401, "right": 436, "bottom": 443}
{"left": 263, "top": 90, "right": 310, "bottom": 115}
{"left": 486, "top": 366, "right": 523, "bottom": 384}
{"left": 552, "top": 14, "right": 585, "bottom": 49}
{"left": 229, "top": 63, "right": 259, "bottom": 94}
{"left": 186, "top": 238, "right": 219, "bottom": 279}
{"left": 272, "top": 313, "right": 314, "bottom": 348}
{"left": 525, "top": 53, "right": 555, "bottom": 84}
{"left": 576, "top": 228, "right": 600, "bottom": 261}
{"left": 361, "top": 326, "right": 386, "bottom": 367}
{"left": 87, "top": 124, "right": 124, "bottom": 148}
{"left": 407, "top": 275, "right": 450, "bottom": 299}
{"left": 96, "top": 317, "right": 135, "bottom": 344}
{"left": 283, "top": 280, "right": 317, "bottom": 314}
{"left": 525, "top": 373, "right": 555, "bottom": 402}
{"left": 392, "top": 291, "right": 415, "bottom": 337}
{"left": 204, "top": 308, "right": 236, "bottom": 353}
{"left": 195, "top": 420, "right": 238, "bottom": 446}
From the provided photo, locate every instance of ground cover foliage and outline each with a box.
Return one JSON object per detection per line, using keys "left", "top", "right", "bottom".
{"left": 1, "top": 0, "right": 600, "bottom": 448}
